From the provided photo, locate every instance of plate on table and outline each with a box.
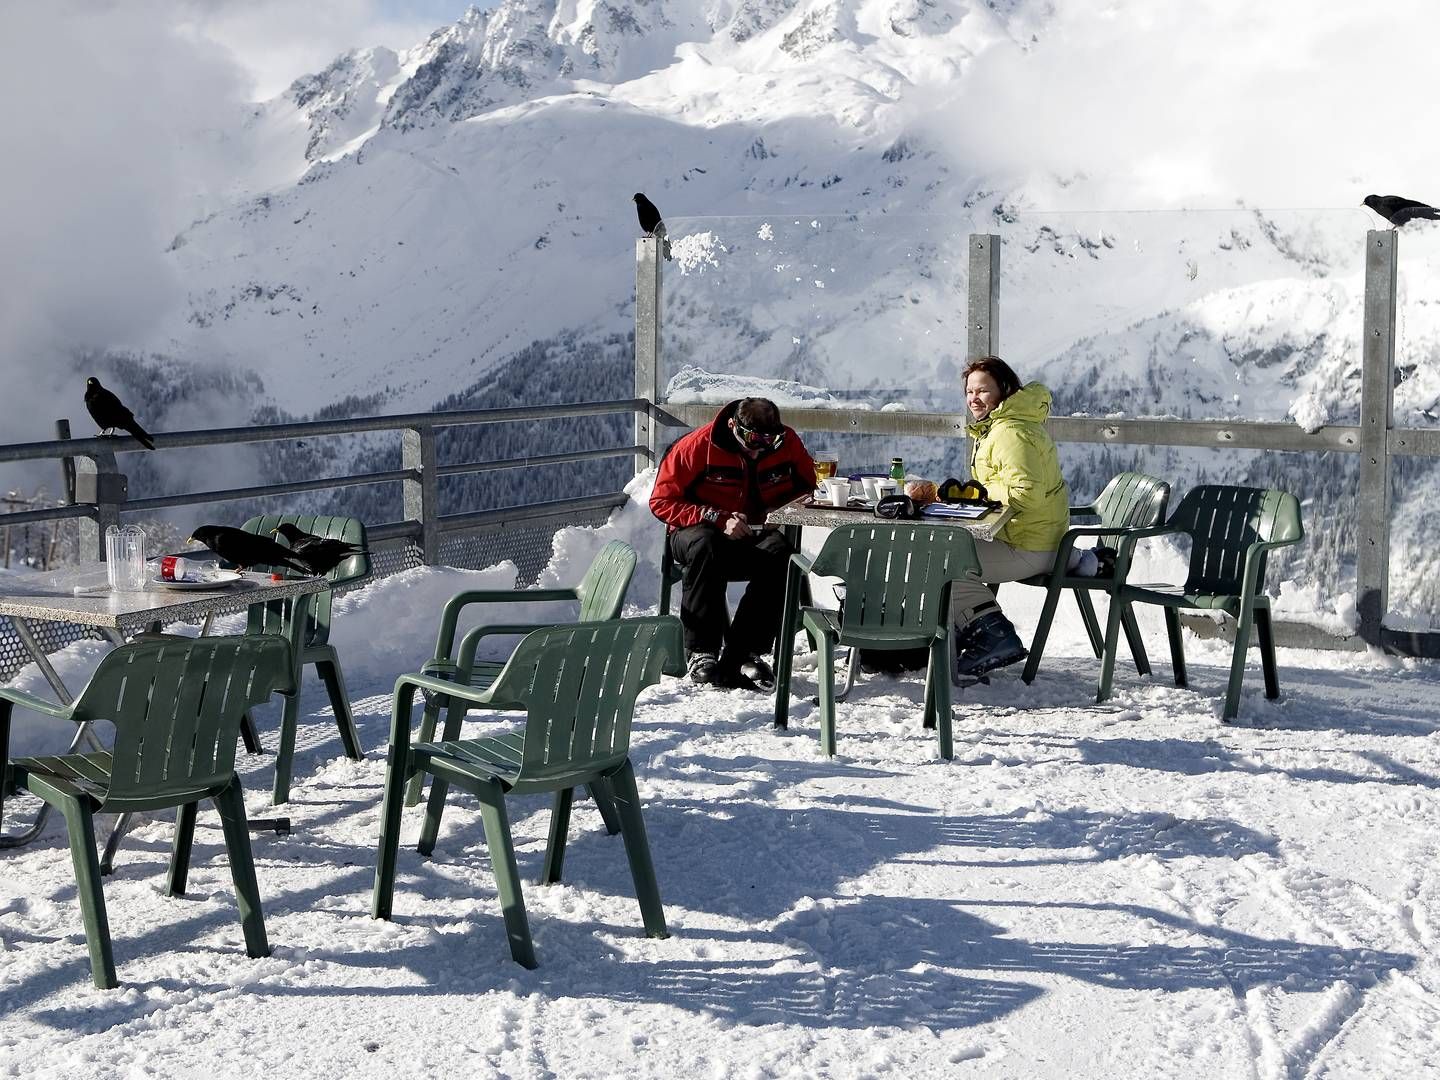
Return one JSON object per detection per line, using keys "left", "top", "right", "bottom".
{"left": 150, "top": 570, "right": 245, "bottom": 591}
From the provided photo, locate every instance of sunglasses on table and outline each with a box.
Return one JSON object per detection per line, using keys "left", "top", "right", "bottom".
{"left": 732, "top": 419, "right": 785, "bottom": 451}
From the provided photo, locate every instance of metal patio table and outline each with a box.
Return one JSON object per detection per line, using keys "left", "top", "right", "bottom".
{"left": 0, "top": 564, "right": 324, "bottom": 854}
{"left": 764, "top": 497, "right": 1016, "bottom": 728}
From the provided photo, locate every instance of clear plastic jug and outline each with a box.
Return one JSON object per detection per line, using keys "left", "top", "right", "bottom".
{"left": 105, "top": 524, "right": 146, "bottom": 592}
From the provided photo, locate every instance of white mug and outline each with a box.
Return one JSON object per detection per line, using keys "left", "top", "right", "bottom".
{"left": 861, "top": 477, "right": 883, "bottom": 504}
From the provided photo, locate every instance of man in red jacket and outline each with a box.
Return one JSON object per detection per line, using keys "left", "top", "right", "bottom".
{"left": 651, "top": 397, "right": 816, "bottom": 688}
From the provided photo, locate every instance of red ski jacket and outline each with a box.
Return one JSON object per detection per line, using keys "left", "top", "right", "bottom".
{"left": 650, "top": 400, "right": 816, "bottom": 530}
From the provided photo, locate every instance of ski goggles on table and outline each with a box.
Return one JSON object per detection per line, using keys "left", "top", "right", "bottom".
{"left": 733, "top": 419, "right": 785, "bottom": 451}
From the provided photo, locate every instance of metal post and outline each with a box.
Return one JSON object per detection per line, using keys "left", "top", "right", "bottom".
{"left": 635, "top": 236, "right": 663, "bottom": 473}
{"left": 402, "top": 426, "right": 439, "bottom": 565}
{"left": 967, "top": 234, "right": 1001, "bottom": 359}
{"left": 1357, "top": 230, "right": 1397, "bottom": 646}
{"left": 74, "top": 450, "right": 125, "bottom": 561}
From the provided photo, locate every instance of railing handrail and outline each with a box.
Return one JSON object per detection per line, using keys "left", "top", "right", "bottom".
{"left": 0, "top": 398, "right": 648, "bottom": 464}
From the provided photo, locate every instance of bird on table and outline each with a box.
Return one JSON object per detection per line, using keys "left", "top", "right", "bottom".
{"left": 84, "top": 377, "right": 155, "bottom": 450}
{"left": 1363, "top": 194, "right": 1440, "bottom": 228}
{"left": 189, "top": 525, "right": 312, "bottom": 574}
{"left": 633, "top": 192, "right": 673, "bottom": 260}
{"left": 271, "top": 523, "right": 365, "bottom": 576}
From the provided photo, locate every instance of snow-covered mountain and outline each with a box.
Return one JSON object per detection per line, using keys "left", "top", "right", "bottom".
{"left": 99, "top": 0, "right": 1440, "bottom": 618}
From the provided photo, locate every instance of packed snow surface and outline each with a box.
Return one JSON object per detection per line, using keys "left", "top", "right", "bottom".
{"left": 2, "top": 480, "right": 1438, "bottom": 1077}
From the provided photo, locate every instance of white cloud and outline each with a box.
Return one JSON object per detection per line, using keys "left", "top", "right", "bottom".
{"left": 925, "top": 0, "right": 1440, "bottom": 209}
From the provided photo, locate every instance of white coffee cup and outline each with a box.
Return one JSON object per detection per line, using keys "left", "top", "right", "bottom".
{"left": 822, "top": 477, "right": 850, "bottom": 506}
{"left": 874, "top": 479, "right": 900, "bottom": 500}
{"left": 860, "top": 477, "right": 883, "bottom": 504}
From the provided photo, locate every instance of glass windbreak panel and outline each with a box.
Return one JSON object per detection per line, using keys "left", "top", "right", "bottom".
{"left": 1389, "top": 223, "right": 1440, "bottom": 627}
{"left": 660, "top": 213, "right": 980, "bottom": 412}
{"left": 993, "top": 208, "right": 1371, "bottom": 423}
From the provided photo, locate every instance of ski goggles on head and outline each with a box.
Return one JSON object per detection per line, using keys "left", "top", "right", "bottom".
{"left": 733, "top": 418, "right": 785, "bottom": 451}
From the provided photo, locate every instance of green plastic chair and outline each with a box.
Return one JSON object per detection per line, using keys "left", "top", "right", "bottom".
{"left": 0, "top": 636, "right": 294, "bottom": 989}
{"left": 372, "top": 615, "right": 682, "bottom": 968}
{"left": 1099, "top": 485, "right": 1304, "bottom": 721}
{"left": 1020, "top": 472, "right": 1171, "bottom": 684}
{"left": 791, "top": 522, "right": 983, "bottom": 759}
{"left": 240, "top": 513, "right": 370, "bottom": 804}
{"left": 405, "top": 539, "right": 638, "bottom": 808}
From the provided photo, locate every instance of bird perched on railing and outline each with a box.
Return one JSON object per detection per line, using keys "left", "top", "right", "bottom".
{"left": 84, "top": 377, "right": 155, "bottom": 450}
{"left": 272, "top": 523, "right": 365, "bottom": 576}
{"left": 189, "top": 525, "right": 312, "bottom": 574}
{"left": 633, "top": 192, "right": 672, "bottom": 260}
{"left": 1363, "top": 194, "right": 1440, "bottom": 228}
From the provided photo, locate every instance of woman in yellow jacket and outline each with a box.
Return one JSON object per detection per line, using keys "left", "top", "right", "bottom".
{"left": 952, "top": 356, "right": 1070, "bottom": 684}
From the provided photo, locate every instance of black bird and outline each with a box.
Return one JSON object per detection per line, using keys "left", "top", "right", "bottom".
{"left": 84, "top": 377, "right": 155, "bottom": 450}
{"left": 189, "top": 525, "right": 312, "bottom": 574}
{"left": 1363, "top": 194, "right": 1440, "bottom": 228}
{"left": 632, "top": 192, "right": 672, "bottom": 260}
{"left": 272, "top": 522, "right": 365, "bottom": 576}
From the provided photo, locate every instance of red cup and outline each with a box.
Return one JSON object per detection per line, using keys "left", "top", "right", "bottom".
{"left": 159, "top": 556, "right": 189, "bottom": 581}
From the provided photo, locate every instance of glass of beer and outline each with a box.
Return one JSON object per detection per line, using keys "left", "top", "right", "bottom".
{"left": 812, "top": 452, "right": 838, "bottom": 481}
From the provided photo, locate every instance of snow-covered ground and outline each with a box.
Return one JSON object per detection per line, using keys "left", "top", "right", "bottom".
{"left": 2, "top": 478, "right": 1439, "bottom": 1078}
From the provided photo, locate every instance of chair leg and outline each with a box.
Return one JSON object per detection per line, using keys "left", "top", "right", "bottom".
{"left": 932, "top": 637, "right": 953, "bottom": 761}
{"left": 1073, "top": 590, "right": 1105, "bottom": 660}
{"left": 1256, "top": 607, "right": 1281, "bottom": 699}
{"left": 609, "top": 760, "right": 668, "bottom": 939}
{"left": 587, "top": 778, "right": 621, "bottom": 835}
{"left": 1120, "top": 603, "right": 1152, "bottom": 677}
{"left": 1223, "top": 606, "right": 1254, "bottom": 723}
{"left": 476, "top": 783, "right": 536, "bottom": 969}
{"left": 315, "top": 652, "right": 363, "bottom": 761}
{"left": 417, "top": 773, "right": 449, "bottom": 857}
{"left": 816, "top": 633, "right": 838, "bottom": 757}
{"left": 835, "top": 647, "right": 860, "bottom": 703}
{"left": 215, "top": 778, "right": 270, "bottom": 959}
{"left": 371, "top": 688, "right": 416, "bottom": 922}
{"left": 239, "top": 711, "right": 263, "bottom": 755}
{"left": 167, "top": 801, "right": 200, "bottom": 897}
{"left": 100, "top": 811, "right": 135, "bottom": 876}
{"left": 59, "top": 796, "right": 118, "bottom": 989}
{"left": 922, "top": 646, "right": 937, "bottom": 730}
{"left": 271, "top": 689, "right": 302, "bottom": 806}
{"left": 403, "top": 698, "right": 444, "bottom": 807}
{"left": 541, "top": 788, "right": 574, "bottom": 885}
{"left": 1096, "top": 592, "right": 1126, "bottom": 704}
{"left": 1163, "top": 608, "right": 1187, "bottom": 688}
{"left": 1022, "top": 583, "right": 1066, "bottom": 684}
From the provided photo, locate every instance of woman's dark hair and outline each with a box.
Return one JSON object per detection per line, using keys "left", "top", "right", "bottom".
{"left": 962, "top": 356, "right": 1022, "bottom": 400}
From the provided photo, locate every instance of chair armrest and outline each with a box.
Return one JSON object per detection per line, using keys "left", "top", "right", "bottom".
{"left": 432, "top": 588, "right": 580, "bottom": 659}
{"left": 1110, "top": 526, "right": 1183, "bottom": 580}
{"left": 394, "top": 672, "right": 519, "bottom": 710}
{"left": 455, "top": 623, "right": 561, "bottom": 675}
{"left": 790, "top": 551, "right": 816, "bottom": 575}
{"left": 0, "top": 688, "right": 75, "bottom": 722}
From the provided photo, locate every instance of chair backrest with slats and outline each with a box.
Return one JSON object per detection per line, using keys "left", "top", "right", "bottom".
{"left": 1087, "top": 472, "right": 1171, "bottom": 545}
{"left": 242, "top": 514, "right": 370, "bottom": 647}
{"left": 75, "top": 637, "right": 294, "bottom": 810}
{"left": 574, "top": 541, "right": 639, "bottom": 622}
{"left": 1167, "top": 485, "right": 1304, "bottom": 596}
{"left": 811, "top": 523, "right": 982, "bottom": 637}
{"left": 487, "top": 616, "right": 682, "bottom": 783}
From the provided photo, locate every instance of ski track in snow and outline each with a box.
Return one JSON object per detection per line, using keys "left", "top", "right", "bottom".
{"left": 1, "top": 553, "right": 1439, "bottom": 1076}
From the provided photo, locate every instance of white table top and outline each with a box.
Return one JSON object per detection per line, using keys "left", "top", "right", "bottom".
{"left": 766, "top": 496, "right": 1015, "bottom": 544}
{"left": 0, "top": 564, "right": 327, "bottom": 631}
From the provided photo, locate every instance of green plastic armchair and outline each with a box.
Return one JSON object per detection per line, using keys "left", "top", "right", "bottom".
{"left": 404, "top": 539, "right": 638, "bottom": 808}
{"left": 1100, "top": 485, "right": 1304, "bottom": 721}
{"left": 0, "top": 636, "right": 294, "bottom": 989}
{"left": 791, "top": 522, "right": 983, "bottom": 759}
{"left": 372, "top": 615, "right": 682, "bottom": 968}
{"left": 1020, "top": 471, "right": 1171, "bottom": 684}
{"left": 240, "top": 513, "right": 370, "bottom": 804}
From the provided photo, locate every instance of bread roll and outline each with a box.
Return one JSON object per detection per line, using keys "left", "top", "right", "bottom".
{"left": 905, "top": 479, "right": 938, "bottom": 505}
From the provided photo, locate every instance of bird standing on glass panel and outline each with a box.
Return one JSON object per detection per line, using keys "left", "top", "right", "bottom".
{"left": 1363, "top": 194, "right": 1440, "bottom": 228}
{"left": 84, "top": 377, "right": 155, "bottom": 450}
{"left": 633, "top": 192, "right": 672, "bottom": 260}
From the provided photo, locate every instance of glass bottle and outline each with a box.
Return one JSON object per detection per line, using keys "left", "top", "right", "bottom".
{"left": 889, "top": 457, "right": 905, "bottom": 482}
